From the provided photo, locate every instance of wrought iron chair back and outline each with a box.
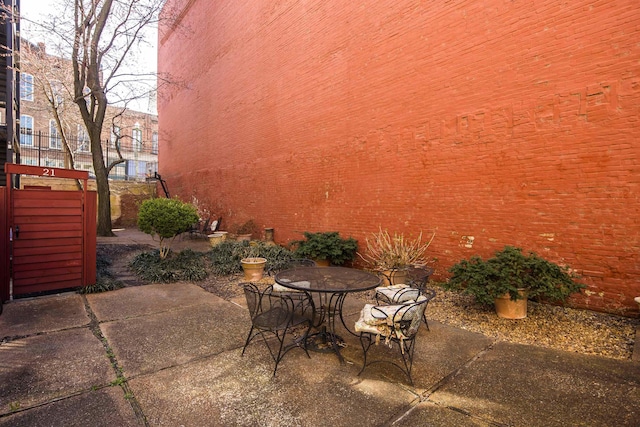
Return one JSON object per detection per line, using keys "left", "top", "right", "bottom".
{"left": 406, "top": 265, "right": 434, "bottom": 290}
{"left": 241, "top": 283, "right": 313, "bottom": 376}
{"left": 357, "top": 289, "right": 436, "bottom": 385}
{"left": 269, "top": 259, "right": 318, "bottom": 324}
{"left": 188, "top": 217, "right": 211, "bottom": 239}
{"left": 375, "top": 266, "right": 434, "bottom": 329}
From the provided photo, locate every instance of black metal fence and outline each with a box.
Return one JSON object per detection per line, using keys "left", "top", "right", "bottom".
{"left": 18, "top": 130, "right": 158, "bottom": 181}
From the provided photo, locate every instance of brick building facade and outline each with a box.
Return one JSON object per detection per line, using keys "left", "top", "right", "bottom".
{"left": 158, "top": 0, "right": 640, "bottom": 314}
{"left": 16, "top": 41, "right": 158, "bottom": 181}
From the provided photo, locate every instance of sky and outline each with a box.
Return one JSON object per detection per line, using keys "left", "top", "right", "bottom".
{"left": 20, "top": 0, "right": 159, "bottom": 113}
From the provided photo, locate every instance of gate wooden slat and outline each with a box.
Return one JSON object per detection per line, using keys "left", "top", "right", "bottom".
{"left": 16, "top": 222, "right": 83, "bottom": 232}
{"left": 13, "top": 216, "right": 82, "bottom": 224}
{"left": 14, "top": 199, "right": 82, "bottom": 208}
{"left": 15, "top": 271, "right": 82, "bottom": 283}
{"left": 14, "top": 266, "right": 83, "bottom": 280}
{"left": 13, "top": 230, "right": 83, "bottom": 240}
{"left": 11, "top": 245, "right": 80, "bottom": 257}
{"left": 13, "top": 237, "right": 83, "bottom": 249}
{"left": 14, "top": 207, "right": 82, "bottom": 216}
{"left": 13, "top": 252, "right": 83, "bottom": 266}
{"left": 14, "top": 271, "right": 82, "bottom": 283}
{"left": 11, "top": 190, "right": 83, "bottom": 200}
{"left": 14, "top": 280, "right": 84, "bottom": 295}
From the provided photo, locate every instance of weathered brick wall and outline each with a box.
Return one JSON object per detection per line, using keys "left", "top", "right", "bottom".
{"left": 159, "top": 0, "right": 640, "bottom": 314}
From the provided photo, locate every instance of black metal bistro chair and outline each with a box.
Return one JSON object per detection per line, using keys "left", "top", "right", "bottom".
{"left": 375, "top": 266, "right": 435, "bottom": 330}
{"left": 241, "top": 283, "right": 314, "bottom": 376}
{"left": 270, "top": 259, "right": 318, "bottom": 323}
{"left": 188, "top": 217, "right": 211, "bottom": 239}
{"left": 355, "top": 290, "right": 435, "bottom": 385}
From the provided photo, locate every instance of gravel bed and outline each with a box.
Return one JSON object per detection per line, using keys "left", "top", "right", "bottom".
{"left": 197, "top": 274, "right": 639, "bottom": 361}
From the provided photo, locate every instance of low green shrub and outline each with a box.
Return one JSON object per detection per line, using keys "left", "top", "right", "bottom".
{"left": 291, "top": 231, "right": 358, "bottom": 265}
{"left": 208, "top": 240, "right": 295, "bottom": 275}
{"left": 137, "top": 198, "right": 199, "bottom": 259}
{"left": 79, "top": 247, "right": 124, "bottom": 294}
{"left": 445, "top": 246, "right": 584, "bottom": 306}
{"left": 130, "top": 249, "right": 208, "bottom": 282}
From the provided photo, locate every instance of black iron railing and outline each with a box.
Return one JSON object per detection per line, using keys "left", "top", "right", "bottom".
{"left": 17, "top": 130, "right": 157, "bottom": 181}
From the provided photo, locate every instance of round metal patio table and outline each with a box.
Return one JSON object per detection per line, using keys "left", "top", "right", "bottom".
{"left": 274, "top": 266, "right": 381, "bottom": 363}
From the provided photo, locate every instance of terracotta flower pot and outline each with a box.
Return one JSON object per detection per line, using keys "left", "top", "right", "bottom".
{"left": 314, "top": 259, "right": 330, "bottom": 267}
{"left": 494, "top": 289, "right": 528, "bottom": 319}
{"left": 241, "top": 257, "right": 267, "bottom": 281}
{"left": 380, "top": 268, "right": 408, "bottom": 286}
{"left": 208, "top": 231, "right": 227, "bottom": 247}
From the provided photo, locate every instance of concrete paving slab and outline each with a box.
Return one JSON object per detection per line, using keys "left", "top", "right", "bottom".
{"left": 129, "top": 348, "right": 419, "bottom": 427}
{"left": 0, "top": 386, "right": 140, "bottom": 427}
{"left": 338, "top": 311, "right": 495, "bottom": 389}
{"left": 0, "top": 328, "right": 115, "bottom": 415}
{"left": 1, "top": 256, "right": 637, "bottom": 426}
{"left": 100, "top": 297, "right": 249, "bottom": 377}
{"left": 87, "top": 282, "right": 216, "bottom": 321}
{"left": 428, "top": 341, "right": 640, "bottom": 426}
{"left": 392, "top": 400, "right": 493, "bottom": 426}
{"left": 0, "top": 293, "right": 89, "bottom": 339}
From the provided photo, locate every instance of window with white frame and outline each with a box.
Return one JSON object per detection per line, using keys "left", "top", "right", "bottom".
{"left": 50, "top": 120, "right": 62, "bottom": 149}
{"left": 132, "top": 127, "right": 142, "bottom": 152}
{"left": 20, "top": 115, "right": 34, "bottom": 146}
{"left": 20, "top": 73, "right": 34, "bottom": 101}
{"left": 77, "top": 124, "right": 90, "bottom": 151}
{"left": 151, "top": 132, "right": 158, "bottom": 154}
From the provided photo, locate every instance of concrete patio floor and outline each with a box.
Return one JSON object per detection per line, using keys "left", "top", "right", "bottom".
{"left": 0, "top": 230, "right": 639, "bottom": 426}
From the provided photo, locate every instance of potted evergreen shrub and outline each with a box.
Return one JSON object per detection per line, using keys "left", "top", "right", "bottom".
{"left": 291, "top": 231, "right": 358, "bottom": 266}
{"left": 445, "top": 246, "right": 584, "bottom": 319}
{"left": 358, "top": 228, "right": 435, "bottom": 285}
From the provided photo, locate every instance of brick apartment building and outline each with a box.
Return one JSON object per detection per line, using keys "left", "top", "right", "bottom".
{"left": 16, "top": 41, "right": 158, "bottom": 181}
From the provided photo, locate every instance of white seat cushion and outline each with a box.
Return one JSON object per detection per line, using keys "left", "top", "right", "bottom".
{"left": 273, "top": 283, "right": 302, "bottom": 293}
{"left": 272, "top": 281, "right": 311, "bottom": 293}
{"left": 376, "top": 287, "right": 421, "bottom": 303}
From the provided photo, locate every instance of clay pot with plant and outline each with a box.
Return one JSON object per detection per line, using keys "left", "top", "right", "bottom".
{"left": 234, "top": 219, "right": 259, "bottom": 241}
{"left": 359, "top": 228, "right": 435, "bottom": 286}
{"left": 445, "top": 246, "right": 584, "bottom": 319}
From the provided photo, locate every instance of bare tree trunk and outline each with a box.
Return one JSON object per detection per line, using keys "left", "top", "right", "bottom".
{"left": 95, "top": 168, "right": 113, "bottom": 236}
{"left": 91, "top": 137, "right": 114, "bottom": 236}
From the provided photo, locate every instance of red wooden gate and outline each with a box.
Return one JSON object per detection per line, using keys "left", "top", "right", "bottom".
{"left": 1, "top": 164, "right": 96, "bottom": 301}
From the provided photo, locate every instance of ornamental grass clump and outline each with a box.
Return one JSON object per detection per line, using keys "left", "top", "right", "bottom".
{"left": 208, "top": 240, "right": 295, "bottom": 275}
{"left": 359, "top": 228, "right": 435, "bottom": 271}
{"left": 130, "top": 249, "right": 208, "bottom": 282}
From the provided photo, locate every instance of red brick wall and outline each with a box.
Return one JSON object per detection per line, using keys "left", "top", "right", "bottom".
{"left": 159, "top": 0, "right": 640, "bottom": 315}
